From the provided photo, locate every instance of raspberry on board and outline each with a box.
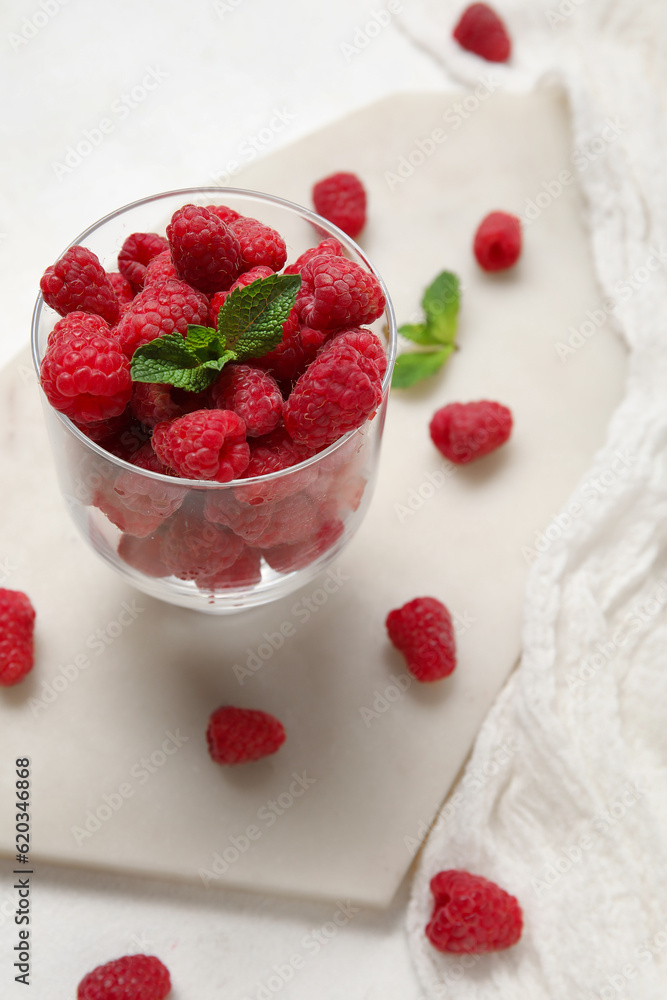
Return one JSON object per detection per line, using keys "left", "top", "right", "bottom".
{"left": 208, "top": 266, "right": 274, "bottom": 327}
{"left": 152, "top": 409, "right": 250, "bottom": 482}
{"left": 312, "top": 172, "right": 367, "bottom": 238}
{"left": 426, "top": 870, "right": 523, "bottom": 953}
{"left": 143, "top": 250, "right": 179, "bottom": 287}
{"left": 115, "top": 279, "right": 209, "bottom": 359}
{"left": 0, "top": 589, "right": 35, "bottom": 686}
{"left": 40, "top": 245, "right": 120, "bottom": 326}
{"left": 386, "top": 597, "right": 456, "bottom": 681}
{"left": 296, "top": 255, "right": 385, "bottom": 330}
{"left": 40, "top": 327, "right": 133, "bottom": 425}
{"left": 210, "top": 365, "right": 283, "bottom": 438}
{"left": 284, "top": 237, "right": 344, "bottom": 275}
{"left": 452, "top": 4, "right": 512, "bottom": 62}
{"left": 167, "top": 204, "right": 242, "bottom": 294}
{"left": 206, "top": 706, "right": 286, "bottom": 764}
{"left": 429, "top": 401, "right": 513, "bottom": 464}
{"left": 473, "top": 211, "right": 522, "bottom": 271}
{"left": 118, "top": 233, "right": 169, "bottom": 290}
{"left": 77, "top": 953, "right": 172, "bottom": 1000}
{"left": 231, "top": 216, "right": 287, "bottom": 273}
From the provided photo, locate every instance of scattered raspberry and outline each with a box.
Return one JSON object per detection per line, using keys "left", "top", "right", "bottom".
{"left": 161, "top": 512, "right": 245, "bottom": 584}
{"left": 322, "top": 327, "right": 387, "bottom": 379}
{"left": 312, "top": 172, "right": 367, "bottom": 238}
{"left": 284, "top": 238, "right": 344, "bottom": 275}
{"left": 0, "top": 590, "right": 35, "bottom": 686}
{"left": 208, "top": 266, "right": 274, "bottom": 327}
{"left": 283, "top": 340, "right": 383, "bottom": 450}
{"left": 296, "top": 255, "right": 385, "bottom": 330}
{"left": 118, "top": 233, "right": 169, "bottom": 290}
{"left": 167, "top": 204, "right": 241, "bottom": 294}
{"left": 453, "top": 4, "right": 511, "bottom": 62}
{"left": 206, "top": 706, "right": 286, "bottom": 764}
{"left": 430, "top": 401, "right": 513, "bottom": 464}
{"left": 40, "top": 327, "right": 133, "bottom": 425}
{"left": 473, "top": 211, "right": 522, "bottom": 271}
{"left": 118, "top": 532, "right": 168, "bottom": 579}
{"left": 210, "top": 365, "right": 282, "bottom": 438}
{"left": 40, "top": 246, "right": 120, "bottom": 326}
{"left": 252, "top": 309, "right": 307, "bottom": 384}
{"left": 153, "top": 409, "right": 249, "bottom": 482}
{"left": 206, "top": 204, "right": 241, "bottom": 225}
{"left": 46, "top": 311, "right": 114, "bottom": 350}
{"left": 426, "top": 870, "right": 523, "bottom": 953}
{"left": 130, "top": 381, "right": 207, "bottom": 429}
{"left": 107, "top": 272, "right": 136, "bottom": 309}
{"left": 386, "top": 597, "right": 456, "bottom": 681}
{"left": 115, "top": 279, "right": 209, "bottom": 359}
{"left": 230, "top": 216, "right": 287, "bottom": 273}
{"left": 143, "top": 250, "right": 179, "bottom": 287}
{"left": 77, "top": 953, "right": 171, "bottom": 1000}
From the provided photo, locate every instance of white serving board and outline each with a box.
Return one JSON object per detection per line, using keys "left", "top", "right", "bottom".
{"left": 0, "top": 90, "right": 627, "bottom": 907}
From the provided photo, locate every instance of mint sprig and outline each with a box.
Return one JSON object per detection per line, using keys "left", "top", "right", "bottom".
{"left": 130, "top": 273, "right": 301, "bottom": 392}
{"left": 392, "top": 271, "right": 460, "bottom": 389}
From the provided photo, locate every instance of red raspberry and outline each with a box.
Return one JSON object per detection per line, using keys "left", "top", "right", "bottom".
{"left": 453, "top": 4, "right": 512, "bottom": 62}
{"left": 200, "top": 543, "right": 262, "bottom": 591}
{"left": 115, "top": 279, "right": 209, "bottom": 359}
{"left": 234, "top": 427, "right": 316, "bottom": 505}
{"left": 206, "top": 706, "right": 286, "bottom": 764}
{"left": 473, "top": 211, "right": 522, "bottom": 271}
{"left": 263, "top": 518, "right": 344, "bottom": 574}
{"left": 208, "top": 266, "right": 274, "bottom": 327}
{"left": 426, "top": 870, "right": 523, "bottom": 953}
{"left": 386, "top": 597, "right": 456, "bottom": 681}
{"left": 296, "top": 255, "right": 385, "bottom": 330}
{"left": 77, "top": 953, "right": 171, "bottom": 1000}
{"left": 283, "top": 341, "right": 383, "bottom": 450}
{"left": 167, "top": 204, "right": 242, "bottom": 294}
{"left": 205, "top": 204, "right": 241, "bottom": 225}
{"left": 298, "top": 324, "right": 330, "bottom": 362}
{"left": 322, "top": 327, "right": 387, "bottom": 379}
{"left": 312, "top": 172, "right": 367, "bottom": 238}
{"left": 40, "top": 327, "right": 132, "bottom": 425}
{"left": 0, "top": 589, "right": 35, "bottom": 686}
{"left": 118, "top": 532, "right": 169, "bottom": 579}
{"left": 118, "top": 233, "right": 169, "bottom": 290}
{"left": 74, "top": 411, "right": 133, "bottom": 445}
{"left": 107, "top": 272, "right": 136, "bottom": 309}
{"left": 430, "top": 401, "right": 512, "bottom": 464}
{"left": 205, "top": 490, "right": 319, "bottom": 548}
{"left": 210, "top": 365, "right": 282, "bottom": 438}
{"left": 252, "top": 309, "right": 307, "bottom": 384}
{"left": 230, "top": 216, "right": 287, "bottom": 273}
{"left": 130, "top": 381, "right": 206, "bottom": 429}
{"left": 152, "top": 409, "right": 249, "bottom": 482}
{"left": 161, "top": 512, "right": 245, "bottom": 584}
{"left": 47, "top": 311, "right": 114, "bottom": 350}
{"left": 284, "top": 237, "right": 344, "bottom": 275}
{"left": 40, "top": 246, "right": 120, "bottom": 326}
{"left": 98, "top": 444, "right": 185, "bottom": 538}
{"left": 143, "top": 250, "right": 179, "bottom": 287}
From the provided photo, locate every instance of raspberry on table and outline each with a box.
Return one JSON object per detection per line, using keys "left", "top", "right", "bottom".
{"left": 284, "top": 237, "right": 344, "bottom": 275}
{"left": 206, "top": 706, "right": 286, "bottom": 764}
{"left": 107, "top": 271, "right": 136, "bottom": 309}
{"left": 453, "top": 4, "right": 512, "bottom": 62}
{"left": 230, "top": 216, "right": 287, "bottom": 273}
{"left": 167, "top": 204, "right": 242, "bottom": 294}
{"left": 206, "top": 204, "right": 241, "bottom": 225}
{"left": 429, "top": 401, "right": 513, "bottom": 464}
{"left": 77, "top": 953, "right": 171, "bottom": 1000}
{"left": 40, "top": 327, "right": 133, "bottom": 425}
{"left": 0, "top": 589, "right": 35, "bottom": 686}
{"left": 40, "top": 245, "right": 120, "bottom": 326}
{"left": 386, "top": 597, "right": 456, "bottom": 681}
{"left": 208, "top": 266, "right": 274, "bottom": 327}
{"left": 143, "top": 250, "right": 179, "bottom": 288}
{"left": 312, "top": 172, "right": 367, "bottom": 238}
{"left": 296, "top": 255, "right": 385, "bottom": 330}
{"left": 152, "top": 409, "right": 250, "bottom": 482}
{"left": 161, "top": 511, "right": 245, "bottom": 584}
{"left": 118, "top": 233, "right": 169, "bottom": 290}
{"left": 473, "top": 211, "right": 522, "bottom": 271}
{"left": 210, "top": 365, "right": 283, "bottom": 438}
{"left": 426, "top": 870, "right": 523, "bottom": 953}
{"left": 115, "top": 279, "right": 209, "bottom": 359}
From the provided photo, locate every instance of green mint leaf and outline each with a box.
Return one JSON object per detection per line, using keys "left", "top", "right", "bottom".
{"left": 422, "top": 271, "right": 460, "bottom": 346}
{"left": 218, "top": 273, "right": 301, "bottom": 360}
{"left": 398, "top": 322, "right": 442, "bottom": 347}
{"left": 391, "top": 346, "right": 454, "bottom": 389}
{"left": 185, "top": 325, "right": 219, "bottom": 350}
{"left": 131, "top": 334, "right": 235, "bottom": 392}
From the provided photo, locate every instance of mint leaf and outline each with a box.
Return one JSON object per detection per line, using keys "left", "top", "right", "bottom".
{"left": 422, "top": 271, "right": 460, "bottom": 346}
{"left": 218, "top": 273, "right": 301, "bottom": 360}
{"left": 185, "top": 325, "right": 219, "bottom": 350}
{"left": 391, "top": 347, "right": 454, "bottom": 389}
{"left": 398, "top": 322, "right": 442, "bottom": 347}
{"left": 131, "top": 334, "right": 235, "bottom": 392}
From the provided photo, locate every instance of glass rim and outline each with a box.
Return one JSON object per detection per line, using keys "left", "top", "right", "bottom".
{"left": 30, "top": 185, "right": 397, "bottom": 490}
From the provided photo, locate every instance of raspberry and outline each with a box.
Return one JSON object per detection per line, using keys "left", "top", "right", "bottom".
{"left": 152, "top": 409, "right": 250, "bottom": 482}
{"left": 118, "top": 532, "right": 168, "bottom": 579}
{"left": 77, "top": 953, "right": 171, "bottom": 1000}
{"left": 252, "top": 309, "right": 307, "bottom": 384}
{"left": 143, "top": 250, "right": 179, "bottom": 287}
{"left": 230, "top": 216, "right": 287, "bottom": 273}
{"left": 263, "top": 518, "right": 344, "bottom": 573}
{"left": 452, "top": 4, "right": 512, "bottom": 62}
{"left": 283, "top": 341, "right": 383, "bottom": 450}
{"left": 206, "top": 706, "right": 286, "bottom": 764}
{"left": 200, "top": 543, "right": 262, "bottom": 591}
{"left": 296, "top": 255, "right": 385, "bottom": 330}
{"left": 312, "top": 172, "right": 367, "bottom": 238}
{"left": 429, "top": 401, "right": 512, "bottom": 464}
{"left": 118, "top": 233, "right": 169, "bottom": 290}
{"left": 322, "top": 327, "right": 387, "bottom": 379}
{"left": 40, "top": 327, "right": 133, "bottom": 425}
{"left": 234, "top": 427, "right": 316, "bottom": 505}
{"left": 167, "top": 204, "right": 241, "bottom": 294}
{"left": 47, "top": 311, "right": 114, "bottom": 350}
{"left": 284, "top": 237, "right": 344, "bottom": 275}
{"left": 473, "top": 211, "right": 522, "bottom": 271}
{"left": 115, "top": 279, "right": 209, "bottom": 359}
{"left": 99, "top": 444, "right": 185, "bottom": 537}
{"left": 210, "top": 365, "right": 282, "bottom": 438}
{"left": 161, "top": 511, "right": 245, "bottom": 584}
{"left": 205, "top": 204, "right": 241, "bottom": 225}
{"left": 386, "top": 597, "right": 456, "bottom": 681}
{"left": 0, "top": 590, "right": 35, "bottom": 686}
{"left": 208, "top": 266, "right": 274, "bottom": 327}
{"left": 205, "top": 490, "right": 319, "bottom": 548}
{"left": 426, "top": 871, "right": 523, "bottom": 953}
{"left": 40, "top": 246, "right": 120, "bottom": 326}
{"left": 107, "top": 272, "right": 136, "bottom": 308}
{"left": 130, "top": 381, "right": 206, "bottom": 429}
{"left": 74, "top": 411, "right": 132, "bottom": 445}
{"left": 298, "top": 324, "right": 330, "bottom": 362}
